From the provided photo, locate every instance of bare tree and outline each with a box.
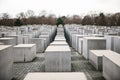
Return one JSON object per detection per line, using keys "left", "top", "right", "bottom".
{"left": 16, "top": 12, "right": 26, "bottom": 19}
{"left": 82, "top": 15, "right": 94, "bottom": 25}
{"left": 39, "top": 10, "right": 47, "bottom": 17}
{"left": 1, "top": 13, "right": 10, "bottom": 19}
{"left": 97, "top": 13, "right": 106, "bottom": 26}
{"left": 72, "top": 15, "right": 82, "bottom": 24}
{"left": 47, "top": 14, "right": 57, "bottom": 25}
{"left": 26, "top": 10, "right": 35, "bottom": 18}
{"left": 115, "top": 13, "right": 120, "bottom": 26}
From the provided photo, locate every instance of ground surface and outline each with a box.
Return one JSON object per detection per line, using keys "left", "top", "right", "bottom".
{"left": 13, "top": 47, "right": 105, "bottom": 80}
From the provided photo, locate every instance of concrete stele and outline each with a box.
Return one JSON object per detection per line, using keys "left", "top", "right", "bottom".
{"left": 24, "top": 72, "right": 88, "bottom": 80}
{"left": 83, "top": 37, "right": 106, "bottom": 59}
{"left": 103, "top": 51, "right": 120, "bottom": 80}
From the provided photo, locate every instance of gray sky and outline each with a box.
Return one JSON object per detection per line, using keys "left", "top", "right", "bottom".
{"left": 0, "top": 0, "right": 120, "bottom": 17}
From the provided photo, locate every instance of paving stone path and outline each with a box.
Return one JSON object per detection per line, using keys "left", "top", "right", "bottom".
{"left": 13, "top": 47, "right": 105, "bottom": 80}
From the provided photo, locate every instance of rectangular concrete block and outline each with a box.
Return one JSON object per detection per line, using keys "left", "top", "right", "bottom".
{"left": 39, "top": 35, "right": 50, "bottom": 46}
{"left": 45, "top": 45, "right": 71, "bottom": 72}
{"left": 72, "top": 34, "right": 77, "bottom": 49}
{"left": 76, "top": 35, "right": 88, "bottom": 51}
{"left": 50, "top": 41, "right": 68, "bottom": 46}
{"left": 89, "top": 50, "right": 111, "bottom": 71}
{"left": 39, "top": 37, "right": 48, "bottom": 49}
{"left": 83, "top": 37, "right": 106, "bottom": 59}
{"left": 105, "top": 36, "right": 116, "bottom": 50}
{"left": 103, "top": 51, "right": 120, "bottom": 80}
{"left": 39, "top": 35, "right": 50, "bottom": 42}
{"left": 78, "top": 38, "right": 83, "bottom": 54}
{"left": 113, "top": 36, "right": 120, "bottom": 54}
{"left": 0, "top": 38, "right": 15, "bottom": 45}
{"left": 22, "top": 36, "right": 29, "bottom": 44}
{"left": 7, "top": 35, "right": 23, "bottom": 45}
{"left": 0, "top": 45, "right": 13, "bottom": 80}
{"left": 13, "top": 44, "right": 36, "bottom": 62}
{"left": 24, "top": 72, "right": 88, "bottom": 80}
{"left": 69, "top": 32, "right": 78, "bottom": 46}
{"left": 30, "top": 38, "right": 45, "bottom": 53}
{"left": 54, "top": 37, "right": 66, "bottom": 41}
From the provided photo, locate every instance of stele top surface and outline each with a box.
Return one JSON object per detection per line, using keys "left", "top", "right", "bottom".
{"left": 51, "top": 41, "right": 67, "bottom": 45}
{"left": 84, "top": 37, "right": 105, "bottom": 40}
{"left": 46, "top": 45, "right": 70, "bottom": 52}
{"left": 0, "top": 45, "right": 11, "bottom": 50}
{"left": 14, "top": 44, "right": 35, "bottom": 47}
{"left": 0, "top": 38, "right": 13, "bottom": 40}
{"left": 24, "top": 72, "right": 87, "bottom": 80}
{"left": 8, "top": 35, "right": 19, "bottom": 37}
{"left": 90, "top": 50, "right": 111, "bottom": 56}
{"left": 104, "top": 50, "right": 120, "bottom": 67}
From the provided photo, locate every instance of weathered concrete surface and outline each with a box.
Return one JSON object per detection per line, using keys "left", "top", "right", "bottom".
{"left": 13, "top": 44, "right": 36, "bottom": 62}
{"left": 45, "top": 45, "right": 71, "bottom": 72}
{"left": 7, "top": 35, "right": 23, "bottom": 45}
{"left": 83, "top": 37, "right": 106, "bottom": 59}
{"left": 50, "top": 41, "right": 68, "bottom": 46}
{"left": 89, "top": 50, "right": 111, "bottom": 71}
{"left": 24, "top": 72, "right": 88, "bottom": 80}
{"left": 0, "top": 45, "right": 13, "bottom": 80}
{"left": 30, "top": 38, "right": 45, "bottom": 52}
{"left": 12, "top": 47, "right": 105, "bottom": 80}
{"left": 78, "top": 38, "right": 83, "bottom": 54}
{"left": 103, "top": 51, "right": 120, "bottom": 80}
{"left": 113, "top": 36, "right": 120, "bottom": 54}
{"left": 0, "top": 38, "right": 15, "bottom": 45}
{"left": 54, "top": 37, "right": 66, "bottom": 41}
{"left": 105, "top": 36, "right": 116, "bottom": 50}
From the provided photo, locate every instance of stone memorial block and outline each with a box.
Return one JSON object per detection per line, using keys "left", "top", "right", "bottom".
{"left": 89, "top": 50, "right": 111, "bottom": 71}
{"left": 0, "top": 38, "right": 15, "bottom": 45}
{"left": 0, "top": 45, "right": 13, "bottom": 80}
{"left": 103, "top": 51, "right": 120, "bottom": 80}
{"left": 113, "top": 36, "right": 120, "bottom": 53}
{"left": 39, "top": 35, "right": 50, "bottom": 46}
{"left": 39, "top": 37, "right": 48, "bottom": 49}
{"left": 75, "top": 35, "right": 88, "bottom": 51}
{"left": 50, "top": 41, "right": 68, "bottom": 46}
{"left": 13, "top": 44, "right": 36, "bottom": 62}
{"left": 54, "top": 37, "right": 66, "bottom": 41}
{"left": 45, "top": 45, "right": 71, "bottom": 72}
{"left": 30, "top": 38, "right": 45, "bottom": 52}
{"left": 83, "top": 37, "right": 106, "bottom": 59}
{"left": 78, "top": 38, "right": 83, "bottom": 54}
{"left": 24, "top": 72, "right": 88, "bottom": 80}
{"left": 7, "top": 35, "right": 22, "bottom": 45}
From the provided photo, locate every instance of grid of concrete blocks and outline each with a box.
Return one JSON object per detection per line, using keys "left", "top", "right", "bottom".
{"left": 0, "top": 24, "right": 120, "bottom": 80}
{"left": 0, "top": 25, "right": 57, "bottom": 80}
{"left": 64, "top": 24, "right": 120, "bottom": 80}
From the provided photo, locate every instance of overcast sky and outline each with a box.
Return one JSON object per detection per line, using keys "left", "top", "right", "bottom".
{"left": 0, "top": 0, "right": 120, "bottom": 17}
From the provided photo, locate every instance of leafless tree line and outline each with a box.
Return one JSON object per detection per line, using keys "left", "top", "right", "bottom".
{"left": 0, "top": 10, "right": 120, "bottom": 26}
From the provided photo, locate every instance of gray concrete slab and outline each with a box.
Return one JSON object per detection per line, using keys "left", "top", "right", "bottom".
{"left": 45, "top": 45, "right": 71, "bottom": 72}
{"left": 30, "top": 38, "right": 45, "bottom": 53}
{"left": 83, "top": 37, "right": 106, "bottom": 59}
{"left": 24, "top": 72, "right": 88, "bottom": 80}
{"left": 113, "top": 36, "right": 120, "bottom": 54}
{"left": 13, "top": 44, "right": 36, "bottom": 62}
{"left": 78, "top": 38, "right": 83, "bottom": 54}
{"left": 89, "top": 50, "right": 111, "bottom": 71}
{"left": 0, "top": 38, "right": 15, "bottom": 45}
{"left": 0, "top": 45, "right": 13, "bottom": 80}
{"left": 103, "top": 51, "right": 120, "bottom": 80}
{"left": 7, "top": 35, "right": 23, "bottom": 45}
